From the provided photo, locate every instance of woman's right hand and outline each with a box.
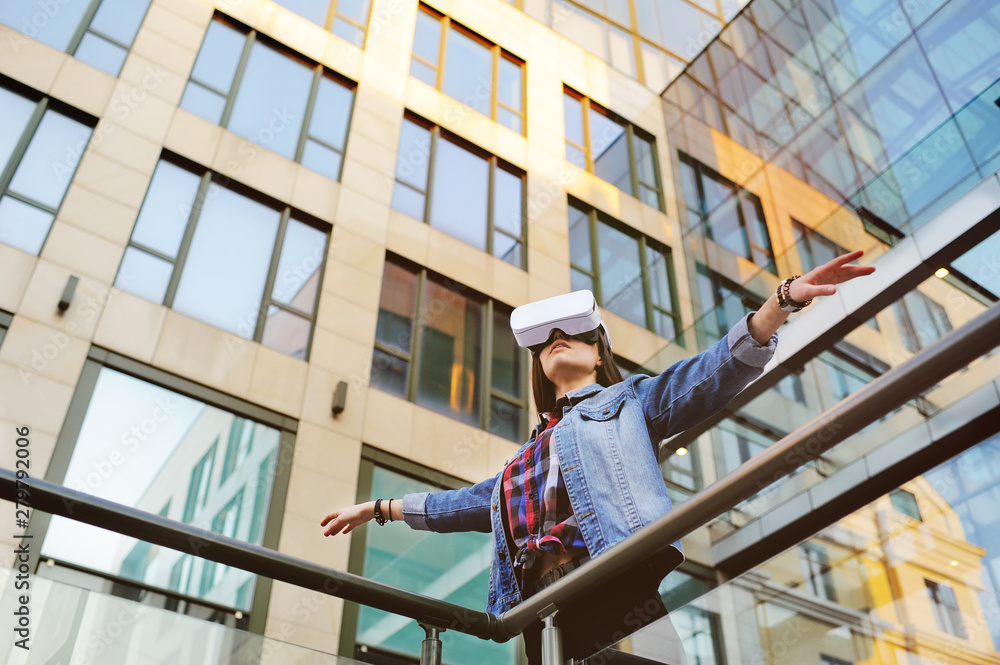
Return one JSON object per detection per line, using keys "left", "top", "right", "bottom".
{"left": 320, "top": 501, "right": 375, "bottom": 536}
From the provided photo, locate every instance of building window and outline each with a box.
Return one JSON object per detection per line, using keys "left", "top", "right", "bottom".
{"left": 0, "top": 311, "right": 10, "bottom": 348}
{"left": 272, "top": 0, "right": 372, "bottom": 47}
{"left": 821, "top": 656, "right": 852, "bottom": 665}
{"left": 889, "top": 488, "right": 922, "bottom": 521}
{"left": 800, "top": 542, "right": 837, "bottom": 603}
{"left": 38, "top": 358, "right": 292, "bottom": 618}
{"left": 569, "top": 201, "right": 681, "bottom": 340}
{"left": 371, "top": 256, "right": 528, "bottom": 442}
{"left": 716, "top": 418, "right": 776, "bottom": 476}
{"left": 892, "top": 290, "right": 953, "bottom": 353}
{"left": 344, "top": 451, "right": 517, "bottom": 664}
{"left": 391, "top": 114, "right": 526, "bottom": 268}
{"left": 662, "top": 442, "right": 701, "bottom": 496}
{"left": 695, "top": 264, "right": 763, "bottom": 346}
{"left": 115, "top": 156, "right": 329, "bottom": 360}
{"left": 0, "top": 83, "right": 93, "bottom": 256}
{"left": 564, "top": 88, "right": 664, "bottom": 210}
{"left": 1, "top": 0, "right": 152, "bottom": 76}
{"left": 411, "top": 4, "right": 525, "bottom": 133}
{"left": 792, "top": 220, "right": 846, "bottom": 273}
{"left": 680, "top": 154, "right": 776, "bottom": 272}
{"left": 925, "top": 579, "right": 968, "bottom": 639}
{"left": 181, "top": 14, "right": 356, "bottom": 180}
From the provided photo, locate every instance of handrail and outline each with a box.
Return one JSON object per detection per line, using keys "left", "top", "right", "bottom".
{"left": 493, "top": 301, "right": 1000, "bottom": 638}
{"left": 0, "top": 471, "right": 497, "bottom": 640}
{"left": 3, "top": 302, "right": 998, "bottom": 647}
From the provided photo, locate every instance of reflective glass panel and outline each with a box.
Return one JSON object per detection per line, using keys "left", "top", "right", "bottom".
{"left": 172, "top": 184, "right": 281, "bottom": 338}
{"left": 412, "top": 8, "right": 442, "bottom": 68}
{"left": 227, "top": 41, "right": 312, "bottom": 160}
{"left": 356, "top": 465, "right": 515, "bottom": 663}
{"left": 41, "top": 368, "right": 281, "bottom": 611}
{"left": 491, "top": 308, "right": 520, "bottom": 398}
{"left": 597, "top": 222, "right": 645, "bottom": 329}
{"left": 88, "top": 0, "right": 151, "bottom": 45}
{"left": 271, "top": 218, "right": 325, "bottom": 313}
{"left": 272, "top": 0, "right": 328, "bottom": 25}
{"left": 375, "top": 262, "right": 417, "bottom": 354}
{"left": 73, "top": 33, "right": 127, "bottom": 75}
{"left": 416, "top": 278, "right": 483, "bottom": 426}
{"left": 590, "top": 108, "right": 631, "bottom": 193}
{"left": 309, "top": 76, "right": 354, "bottom": 150}
{"left": 428, "top": 138, "right": 489, "bottom": 252}
{"left": 189, "top": 20, "right": 245, "bottom": 94}
{"left": 492, "top": 167, "right": 522, "bottom": 237}
{"left": 569, "top": 204, "right": 592, "bottom": 273}
{"left": 0, "top": 195, "right": 55, "bottom": 255}
{"left": 261, "top": 305, "right": 310, "bottom": 359}
{"left": 115, "top": 246, "right": 173, "bottom": 304}
{"left": 8, "top": 110, "right": 92, "bottom": 209}
{"left": 498, "top": 57, "right": 522, "bottom": 112}
{"left": 442, "top": 28, "right": 492, "bottom": 117}
{"left": 394, "top": 119, "right": 431, "bottom": 191}
{"left": 131, "top": 161, "right": 202, "bottom": 259}
{"left": 301, "top": 139, "right": 343, "bottom": 180}
{"left": 0, "top": 0, "right": 91, "bottom": 51}
{"left": 179, "top": 82, "right": 227, "bottom": 125}
{"left": 0, "top": 88, "right": 36, "bottom": 169}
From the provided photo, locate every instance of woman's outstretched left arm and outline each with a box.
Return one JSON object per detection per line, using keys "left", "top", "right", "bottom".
{"left": 748, "top": 249, "right": 876, "bottom": 344}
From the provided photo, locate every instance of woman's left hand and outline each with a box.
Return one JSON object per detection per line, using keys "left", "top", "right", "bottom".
{"left": 788, "top": 249, "right": 876, "bottom": 302}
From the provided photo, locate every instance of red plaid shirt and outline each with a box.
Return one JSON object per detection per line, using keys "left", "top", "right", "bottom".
{"left": 501, "top": 395, "right": 588, "bottom": 578}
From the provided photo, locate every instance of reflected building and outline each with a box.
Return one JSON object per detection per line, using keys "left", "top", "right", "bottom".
{"left": 0, "top": 0, "right": 998, "bottom": 664}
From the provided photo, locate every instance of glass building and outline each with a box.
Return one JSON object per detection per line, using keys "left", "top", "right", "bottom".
{"left": 0, "top": 0, "right": 997, "bottom": 663}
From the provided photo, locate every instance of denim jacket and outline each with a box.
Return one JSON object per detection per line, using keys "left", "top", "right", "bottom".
{"left": 402, "top": 314, "right": 776, "bottom": 615}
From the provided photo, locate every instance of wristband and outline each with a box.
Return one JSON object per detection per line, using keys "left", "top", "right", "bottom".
{"left": 374, "top": 498, "right": 387, "bottom": 526}
{"left": 776, "top": 276, "right": 812, "bottom": 313}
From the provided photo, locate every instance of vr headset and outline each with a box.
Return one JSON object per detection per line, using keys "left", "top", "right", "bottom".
{"left": 510, "top": 290, "right": 611, "bottom": 354}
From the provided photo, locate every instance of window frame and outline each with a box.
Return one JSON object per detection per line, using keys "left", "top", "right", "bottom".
{"left": 117, "top": 153, "right": 331, "bottom": 360}
{"left": 183, "top": 13, "right": 357, "bottom": 179}
{"left": 569, "top": 199, "right": 682, "bottom": 342}
{"left": 393, "top": 113, "right": 528, "bottom": 269}
{"left": 564, "top": 86, "right": 665, "bottom": 211}
{"left": 371, "top": 255, "right": 530, "bottom": 441}
{"left": 339, "top": 447, "right": 522, "bottom": 663}
{"left": 889, "top": 488, "right": 922, "bottom": 521}
{"left": 925, "top": 578, "right": 968, "bottom": 639}
{"left": 21, "top": 347, "right": 298, "bottom": 635}
{"left": 799, "top": 541, "right": 838, "bottom": 603}
{"left": 680, "top": 153, "right": 776, "bottom": 273}
{"left": 0, "top": 79, "right": 95, "bottom": 256}
{"left": 273, "top": 0, "right": 373, "bottom": 46}
{"left": 411, "top": 3, "right": 527, "bottom": 134}
{"left": 64, "top": 0, "right": 154, "bottom": 76}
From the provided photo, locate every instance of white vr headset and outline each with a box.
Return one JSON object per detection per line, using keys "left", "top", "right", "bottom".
{"left": 510, "top": 290, "right": 611, "bottom": 353}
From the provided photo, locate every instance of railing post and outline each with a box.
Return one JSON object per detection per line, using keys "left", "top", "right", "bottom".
{"left": 541, "top": 612, "right": 563, "bottom": 665}
{"left": 419, "top": 624, "right": 443, "bottom": 665}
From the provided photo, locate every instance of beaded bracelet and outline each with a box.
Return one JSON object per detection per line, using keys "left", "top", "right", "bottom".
{"left": 776, "top": 276, "right": 812, "bottom": 313}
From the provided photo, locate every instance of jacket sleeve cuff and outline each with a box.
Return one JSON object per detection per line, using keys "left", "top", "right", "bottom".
{"left": 402, "top": 492, "right": 431, "bottom": 531}
{"left": 727, "top": 313, "right": 777, "bottom": 368}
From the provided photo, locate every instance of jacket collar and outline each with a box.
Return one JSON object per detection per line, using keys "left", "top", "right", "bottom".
{"left": 565, "top": 383, "right": 603, "bottom": 404}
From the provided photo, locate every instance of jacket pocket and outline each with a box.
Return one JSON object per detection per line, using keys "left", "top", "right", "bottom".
{"left": 578, "top": 393, "right": 627, "bottom": 421}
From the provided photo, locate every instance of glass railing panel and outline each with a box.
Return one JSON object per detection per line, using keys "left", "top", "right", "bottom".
{"left": 0, "top": 572, "right": 361, "bottom": 665}
{"left": 602, "top": 428, "right": 1000, "bottom": 663}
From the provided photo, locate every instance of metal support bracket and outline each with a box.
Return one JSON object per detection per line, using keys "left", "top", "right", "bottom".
{"left": 419, "top": 624, "right": 443, "bottom": 665}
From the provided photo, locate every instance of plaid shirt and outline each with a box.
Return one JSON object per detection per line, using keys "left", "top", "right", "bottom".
{"left": 501, "top": 395, "right": 589, "bottom": 577}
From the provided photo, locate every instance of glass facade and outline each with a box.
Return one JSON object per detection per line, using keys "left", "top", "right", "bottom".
{"left": 0, "top": 0, "right": 152, "bottom": 76}
{"left": 181, "top": 14, "right": 356, "bottom": 181}
{"left": 272, "top": 0, "right": 372, "bottom": 47}
{"left": 565, "top": 88, "right": 664, "bottom": 209}
{"left": 39, "top": 367, "right": 285, "bottom": 614}
{"left": 115, "top": 157, "right": 328, "bottom": 360}
{"left": 371, "top": 257, "right": 528, "bottom": 441}
{"left": 392, "top": 115, "right": 526, "bottom": 268}
{"left": 412, "top": 4, "right": 526, "bottom": 133}
{"left": 0, "top": 85, "right": 92, "bottom": 256}
{"left": 345, "top": 457, "right": 518, "bottom": 664}
{"left": 569, "top": 200, "right": 681, "bottom": 340}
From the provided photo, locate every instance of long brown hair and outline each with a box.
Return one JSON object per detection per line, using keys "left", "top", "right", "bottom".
{"left": 530, "top": 332, "right": 624, "bottom": 414}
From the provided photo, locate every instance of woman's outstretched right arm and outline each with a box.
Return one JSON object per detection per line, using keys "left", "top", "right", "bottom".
{"left": 321, "top": 472, "right": 499, "bottom": 537}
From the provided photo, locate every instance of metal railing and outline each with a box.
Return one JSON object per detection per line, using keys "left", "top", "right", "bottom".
{"left": 3, "top": 300, "right": 999, "bottom": 665}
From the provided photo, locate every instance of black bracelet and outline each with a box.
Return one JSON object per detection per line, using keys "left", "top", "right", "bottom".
{"left": 388, "top": 498, "right": 394, "bottom": 522}
{"left": 776, "top": 276, "right": 812, "bottom": 313}
{"left": 374, "top": 498, "right": 387, "bottom": 526}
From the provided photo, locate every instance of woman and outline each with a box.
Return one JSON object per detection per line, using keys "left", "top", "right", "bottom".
{"left": 322, "top": 250, "right": 875, "bottom": 663}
